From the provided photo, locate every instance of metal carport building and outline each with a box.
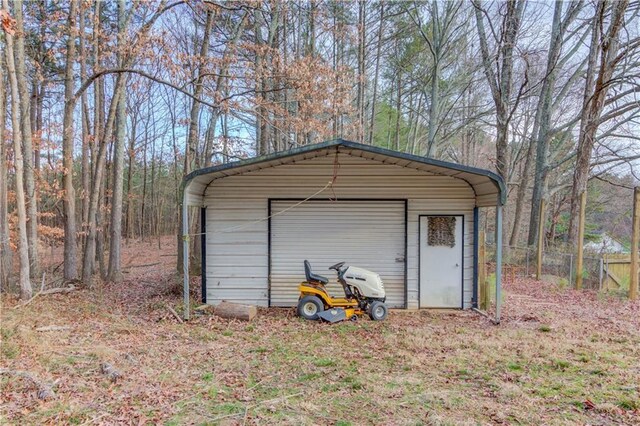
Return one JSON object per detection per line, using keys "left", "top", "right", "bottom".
{"left": 182, "top": 139, "right": 505, "bottom": 321}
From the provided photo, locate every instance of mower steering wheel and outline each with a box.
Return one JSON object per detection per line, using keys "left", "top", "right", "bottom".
{"left": 329, "top": 262, "right": 345, "bottom": 271}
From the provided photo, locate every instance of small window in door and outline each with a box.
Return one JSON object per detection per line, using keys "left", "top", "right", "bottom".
{"left": 427, "top": 216, "right": 456, "bottom": 247}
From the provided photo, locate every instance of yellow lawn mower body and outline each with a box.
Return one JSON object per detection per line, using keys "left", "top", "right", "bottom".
{"left": 296, "top": 261, "right": 388, "bottom": 323}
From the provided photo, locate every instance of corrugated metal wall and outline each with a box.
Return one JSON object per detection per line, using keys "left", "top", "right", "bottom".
{"left": 270, "top": 200, "right": 406, "bottom": 307}
{"left": 204, "top": 152, "right": 475, "bottom": 309}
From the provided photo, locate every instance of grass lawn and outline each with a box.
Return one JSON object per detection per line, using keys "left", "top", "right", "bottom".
{"left": 2, "top": 239, "right": 639, "bottom": 425}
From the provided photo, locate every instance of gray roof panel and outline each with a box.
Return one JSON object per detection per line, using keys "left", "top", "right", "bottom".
{"left": 183, "top": 139, "right": 505, "bottom": 207}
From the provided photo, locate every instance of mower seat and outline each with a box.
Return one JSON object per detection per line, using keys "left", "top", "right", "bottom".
{"left": 304, "top": 260, "right": 328, "bottom": 285}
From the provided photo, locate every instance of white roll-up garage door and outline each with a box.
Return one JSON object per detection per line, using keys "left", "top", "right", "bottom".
{"left": 270, "top": 200, "right": 406, "bottom": 308}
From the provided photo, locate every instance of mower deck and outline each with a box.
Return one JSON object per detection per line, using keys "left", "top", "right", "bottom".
{"left": 298, "top": 283, "right": 365, "bottom": 319}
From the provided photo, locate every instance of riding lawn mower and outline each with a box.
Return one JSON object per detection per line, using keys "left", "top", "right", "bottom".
{"left": 296, "top": 260, "right": 389, "bottom": 323}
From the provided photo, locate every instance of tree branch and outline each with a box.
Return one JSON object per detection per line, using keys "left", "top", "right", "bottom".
{"left": 73, "top": 69, "right": 219, "bottom": 110}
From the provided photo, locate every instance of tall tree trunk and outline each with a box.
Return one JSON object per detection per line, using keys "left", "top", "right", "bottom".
{"left": 394, "top": 70, "right": 401, "bottom": 150}
{"left": 356, "top": 0, "right": 366, "bottom": 143}
{"left": 177, "top": 10, "right": 213, "bottom": 273}
{"left": 13, "top": 0, "right": 39, "bottom": 276}
{"left": 474, "top": 0, "right": 526, "bottom": 180}
{"left": 185, "top": 10, "right": 213, "bottom": 175}
{"left": 567, "top": 0, "right": 628, "bottom": 244}
{"left": 0, "top": 44, "right": 12, "bottom": 290}
{"left": 88, "top": 1, "right": 104, "bottom": 253}
{"left": 425, "top": 60, "right": 440, "bottom": 157}
{"left": 96, "top": 150, "right": 107, "bottom": 279}
{"left": 125, "top": 109, "right": 137, "bottom": 241}
{"left": 149, "top": 139, "right": 157, "bottom": 238}
{"left": 368, "top": 3, "right": 384, "bottom": 146}
{"left": 203, "top": 113, "right": 217, "bottom": 167}
{"left": 61, "top": 0, "right": 79, "bottom": 281}
{"left": 409, "top": 93, "right": 422, "bottom": 155}
{"left": 509, "top": 124, "right": 535, "bottom": 247}
{"left": 527, "top": 0, "right": 582, "bottom": 246}
{"left": 82, "top": 76, "right": 124, "bottom": 286}
{"left": 3, "top": 1, "right": 32, "bottom": 298}
{"left": 80, "top": 1, "right": 91, "bottom": 245}
{"left": 255, "top": 8, "right": 267, "bottom": 155}
{"left": 141, "top": 126, "right": 148, "bottom": 239}
{"left": 107, "top": 0, "right": 128, "bottom": 282}
{"left": 30, "top": 78, "right": 43, "bottom": 173}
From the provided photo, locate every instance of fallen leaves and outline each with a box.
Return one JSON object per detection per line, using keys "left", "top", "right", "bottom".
{"left": 1, "top": 239, "right": 640, "bottom": 424}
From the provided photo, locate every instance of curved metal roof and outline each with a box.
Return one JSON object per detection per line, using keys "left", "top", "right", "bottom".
{"left": 183, "top": 139, "right": 505, "bottom": 207}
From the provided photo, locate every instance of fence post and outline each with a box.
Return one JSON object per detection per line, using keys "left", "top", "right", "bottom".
{"left": 575, "top": 192, "right": 587, "bottom": 290}
{"left": 495, "top": 205, "right": 503, "bottom": 323}
{"left": 478, "top": 230, "right": 487, "bottom": 310}
{"left": 569, "top": 254, "right": 573, "bottom": 287}
{"left": 598, "top": 257, "right": 604, "bottom": 291}
{"left": 536, "top": 199, "right": 546, "bottom": 280}
{"left": 605, "top": 254, "right": 610, "bottom": 291}
{"left": 630, "top": 187, "right": 639, "bottom": 300}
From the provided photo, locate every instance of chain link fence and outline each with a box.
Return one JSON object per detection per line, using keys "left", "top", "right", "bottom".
{"left": 486, "top": 244, "right": 604, "bottom": 291}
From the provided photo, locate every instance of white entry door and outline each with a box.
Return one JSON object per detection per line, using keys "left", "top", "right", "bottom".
{"left": 419, "top": 215, "right": 463, "bottom": 308}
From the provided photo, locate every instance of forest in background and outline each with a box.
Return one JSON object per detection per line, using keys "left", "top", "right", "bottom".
{"left": 1, "top": 0, "right": 639, "bottom": 299}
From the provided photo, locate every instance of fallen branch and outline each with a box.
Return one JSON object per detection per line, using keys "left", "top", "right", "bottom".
{"left": 36, "top": 325, "right": 71, "bottom": 332}
{"left": 52, "top": 260, "right": 64, "bottom": 274}
{"left": 166, "top": 305, "right": 184, "bottom": 323}
{"left": 255, "top": 392, "right": 303, "bottom": 407}
{"left": 471, "top": 308, "right": 499, "bottom": 325}
{"left": 13, "top": 273, "right": 46, "bottom": 309}
{"left": 208, "top": 392, "right": 303, "bottom": 422}
{"left": 123, "top": 262, "right": 160, "bottom": 270}
{"left": 0, "top": 368, "right": 55, "bottom": 400}
{"left": 40, "top": 285, "right": 76, "bottom": 295}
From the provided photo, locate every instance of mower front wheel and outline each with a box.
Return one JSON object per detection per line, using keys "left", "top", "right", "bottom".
{"left": 297, "top": 295, "right": 324, "bottom": 320}
{"left": 368, "top": 301, "right": 388, "bottom": 321}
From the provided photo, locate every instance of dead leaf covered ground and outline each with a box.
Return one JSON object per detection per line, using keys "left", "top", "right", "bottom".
{"left": 1, "top": 237, "right": 639, "bottom": 425}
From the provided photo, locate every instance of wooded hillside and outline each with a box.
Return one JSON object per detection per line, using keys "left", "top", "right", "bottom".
{"left": 1, "top": 0, "right": 639, "bottom": 297}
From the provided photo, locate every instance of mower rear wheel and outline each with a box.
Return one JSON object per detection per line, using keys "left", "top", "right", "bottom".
{"left": 297, "top": 295, "right": 324, "bottom": 320}
{"left": 368, "top": 301, "right": 388, "bottom": 321}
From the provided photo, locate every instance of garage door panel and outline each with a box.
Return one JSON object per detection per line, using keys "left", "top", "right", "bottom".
{"left": 270, "top": 200, "right": 406, "bottom": 308}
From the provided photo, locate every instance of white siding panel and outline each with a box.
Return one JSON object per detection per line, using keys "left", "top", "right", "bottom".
{"left": 270, "top": 201, "right": 405, "bottom": 308}
{"left": 205, "top": 152, "right": 476, "bottom": 309}
{"left": 205, "top": 198, "right": 269, "bottom": 306}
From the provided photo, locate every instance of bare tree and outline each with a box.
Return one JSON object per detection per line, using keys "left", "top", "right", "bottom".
{"left": 568, "top": 0, "right": 630, "bottom": 244}
{"left": 13, "top": 0, "right": 38, "bottom": 276}
{"left": 61, "top": 0, "right": 79, "bottom": 281}
{"left": 107, "top": 0, "right": 129, "bottom": 283}
{"left": 79, "top": 0, "right": 91, "bottom": 248}
{"left": 356, "top": 0, "right": 366, "bottom": 143}
{"left": 177, "top": 8, "right": 213, "bottom": 274}
{"left": 407, "top": 0, "right": 465, "bottom": 157}
{"left": 83, "top": 77, "right": 124, "bottom": 285}
{"left": 0, "top": 44, "right": 11, "bottom": 290}
{"left": 526, "top": 0, "right": 583, "bottom": 246}
{"left": 473, "top": 0, "right": 527, "bottom": 180}
{"left": 368, "top": 2, "right": 385, "bottom": 146}
{"left": 3, "top": 0, "right": 32, "bottom": 298}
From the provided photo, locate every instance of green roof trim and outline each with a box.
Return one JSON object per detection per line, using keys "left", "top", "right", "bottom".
{"left": 184, "top": 138, "right": 506, "bottom": 205}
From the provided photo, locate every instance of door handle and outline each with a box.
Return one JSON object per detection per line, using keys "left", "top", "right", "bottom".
{"left": 455, "top": 263, "right": 459, "bottom": 267}
{"left": 395, "top": 257, "right": 405, "bottom": 263}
